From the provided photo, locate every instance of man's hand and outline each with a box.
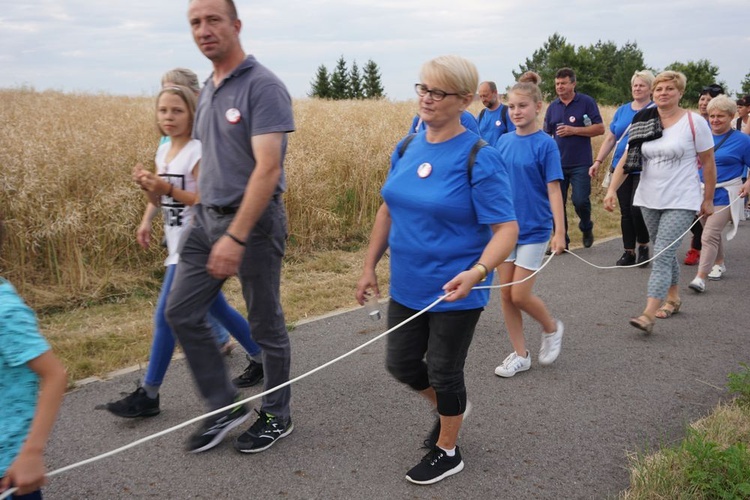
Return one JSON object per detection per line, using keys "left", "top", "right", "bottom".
{"left": 207, "top": 235, "right": 245, "bottom": 279}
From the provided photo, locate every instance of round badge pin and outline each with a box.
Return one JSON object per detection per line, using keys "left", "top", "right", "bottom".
{"left": 495, "top": 120, "right": 501, "bottom": 126}
{"left": 569, "top": 116, "right": 576, "bottom": 123}
{"left": 417, "top": 163, "right": 433, "bottom": 178}
{"left": 225, "top": 108, "right": 241, "bottom": 124}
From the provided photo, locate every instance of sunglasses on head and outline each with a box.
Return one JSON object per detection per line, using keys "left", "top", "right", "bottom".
{"left": 700, "top": 85, "right": 722, "bottom": 98}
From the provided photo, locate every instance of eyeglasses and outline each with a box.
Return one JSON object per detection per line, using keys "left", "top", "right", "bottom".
{"left": 414, "top": 83, "right": 460, "bottom": 101}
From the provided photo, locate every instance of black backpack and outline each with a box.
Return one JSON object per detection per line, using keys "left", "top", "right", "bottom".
{"left": 397, "top": 134, "right": 488, "bottom": 185}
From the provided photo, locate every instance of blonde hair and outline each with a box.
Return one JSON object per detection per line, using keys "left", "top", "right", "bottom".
{"left": 161, "top": 68, "right": 200, "bottom": 95}
{"left": 419, "top": 55, "right": 478, "bottom": 97}
{"left": 155, "top": 85, "right": 197, "bottom": 136}
{"left": 707, "top": 95, "right": 737, "bottom": 116}
{"left": 631, "top": 70, "right": 655, "bottom": 88}
{"left": 509, "top": 81, "right": 542, "bottom": 104}
{"left": 652, "top": 70, "right": 686, "bottom": 94}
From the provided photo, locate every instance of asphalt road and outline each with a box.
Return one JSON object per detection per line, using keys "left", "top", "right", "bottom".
{"left": 44, "top": 220, "right": 750, "bottom": 499}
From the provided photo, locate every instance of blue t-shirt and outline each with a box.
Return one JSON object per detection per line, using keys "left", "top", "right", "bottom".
{"left": 383, "top": 131, "right": 516, "bottom": 312}
{"left": 409, "top": 110, "right": 480, "bottom": 135}
{"left": 699, "top": 131, "right": 750, "bottom": 205}
{"left": 495, "top": 131, "right": 563, "bottom": 244}
{"left": 0, "top": 279, "right": 50, "bottom": 477}
{"left": 543, "top": 92, "right": 603, "bottom": 168}
{"left": 477, "top": 105, "right": 515, "bottom": 145}
{"left": 609, "top": 101, "right": 654, "bottom": 172}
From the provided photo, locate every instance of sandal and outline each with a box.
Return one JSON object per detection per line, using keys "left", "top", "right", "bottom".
{"left": 629, "top": 314, "right": 655, "bottom": 334}
{"left": 655, "top": 299, "right": 682, "bottom": 319}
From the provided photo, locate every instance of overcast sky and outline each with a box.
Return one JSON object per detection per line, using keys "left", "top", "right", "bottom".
{"left": 1, "top": 1, "right": 747, "bottom": 101}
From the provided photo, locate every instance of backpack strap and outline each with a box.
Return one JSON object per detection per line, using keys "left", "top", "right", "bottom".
{"left": 478, "top": 108, "right": 486, "bottom": 123}
{"left": 397, "top": 134, "right": 417, "bottom": 158}
{"left": 501, "top": 105, "right": 509, "bottom": 129}
{"left": 467, "top": 139, "right": 489, "bottom": 185}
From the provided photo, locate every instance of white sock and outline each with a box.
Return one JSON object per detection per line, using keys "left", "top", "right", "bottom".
{"left": 438, "top": 445, "right": 456, "bottom": 457}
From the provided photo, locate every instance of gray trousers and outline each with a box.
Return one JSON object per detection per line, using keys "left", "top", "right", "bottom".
{"left": 166, "top": 199, "right": 291, "bottom": 418}
{"left": 640, "top": 207, "right": 695, "bottom": 300}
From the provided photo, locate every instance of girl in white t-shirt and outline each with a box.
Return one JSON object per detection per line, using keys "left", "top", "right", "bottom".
{"left": 604, "top": 71, "right": 716, "bottom": 335}
{"left": 105, "top": 85, "right": 262, "bottom": 419}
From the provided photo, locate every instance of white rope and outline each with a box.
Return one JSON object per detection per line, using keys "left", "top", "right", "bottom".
{"left": 564, "top": 196, "right": 743, "bottom": 270}
{"left": 2, "top": 294, "right": 446, "bottom": 495}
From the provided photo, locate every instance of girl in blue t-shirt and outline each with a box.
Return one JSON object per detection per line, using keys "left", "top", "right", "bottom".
{"left": 492, "top": 80, "right": 566, "bottom": 378}
{"left": 1, "top": 219, "right": 67, "bottom": 499}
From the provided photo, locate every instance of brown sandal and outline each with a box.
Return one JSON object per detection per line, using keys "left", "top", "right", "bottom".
{"left": 629, "top": 314, "right": 655, "bottom": 334}
{"left": 655, "top": 299, "right": 682, "bottom": 319}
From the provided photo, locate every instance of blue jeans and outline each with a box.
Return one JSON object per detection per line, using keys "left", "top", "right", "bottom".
{"left": 166, "top": 201, "right": 291, "bottom": 417}
{"left": 143, "top": 264, "right": 261, "bottom": 388}
{"left": 560, "top": 165, "right": 594, "bottom": 244}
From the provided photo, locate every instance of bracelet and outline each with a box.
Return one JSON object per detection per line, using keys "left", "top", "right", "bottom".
{"left": 593, "top": 159, "right": 602, "bottom": 165}
{"left": 472, "top": 262, "right": 488, "bottom": 282}
{"left": 224, "top": 231, "right": 246, "bottom": 247}
{"left": 167, "top": 184, "right": 174, "bottom": 197}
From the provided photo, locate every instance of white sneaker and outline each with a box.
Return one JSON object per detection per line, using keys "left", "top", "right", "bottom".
{"left": 538, "top": 320, "right": 564, "bottom": 365}
{"left": 707, "top": 264, "right": 726, "bottom": 281}
{"left": 688, "top": 277, "right": 706, "bottom": 293}
{"left": 494, "top": 351, "right": 531, "bottom": 378}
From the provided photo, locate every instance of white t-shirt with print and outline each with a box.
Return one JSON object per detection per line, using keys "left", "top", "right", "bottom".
{"left": 155, "top": 139, "right": 201, "bottom": 266}
{"left": 634, "top": 111, "right": 713, "bottom": 211}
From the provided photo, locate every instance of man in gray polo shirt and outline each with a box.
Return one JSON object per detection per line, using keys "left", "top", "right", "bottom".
{"left": 166, "top": 0, "right": 294, "bottom": 454}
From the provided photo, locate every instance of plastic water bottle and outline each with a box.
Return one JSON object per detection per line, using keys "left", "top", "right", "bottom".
{"left": 364, "top": 293, "right": 381, "bottom": 321}
{"left": 583, "top": 114, "right": 592, "bottom": 127}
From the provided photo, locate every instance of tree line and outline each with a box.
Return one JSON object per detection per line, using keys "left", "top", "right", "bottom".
{"left": 308, "top": 35, "right": 750, "bottom": 105}
{"left": 309, "top": 56, "right": 384, "bottom": 99}
{"left": 514, "top": 33, "right": 750, "bottom": 107}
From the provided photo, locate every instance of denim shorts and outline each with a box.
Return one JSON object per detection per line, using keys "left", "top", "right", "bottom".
{"left": 505, "top": 241, "right": 548, "bottom": 271}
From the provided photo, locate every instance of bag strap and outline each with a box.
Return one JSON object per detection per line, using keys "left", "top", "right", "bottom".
{"left": 397, "top": 135, "right": 488, "bottom": 185}
{"left": 687, "top": 111, "right": 696, "bottom": 146}
{"left": 478, "top": 108, "right": 486, "bottom": 123}
{"left": 713, "top": 129, "right": 734, "bottom": 153}
{"left": 501, "top": 105, "right": 509, "bottom": 129}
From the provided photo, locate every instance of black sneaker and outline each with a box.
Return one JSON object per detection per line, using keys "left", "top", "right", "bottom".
{"left": 187, "top": 403, "right": 250, "bottom": 453}
{"left": 583, "top": 230, "right": 594, "bottom": 248}
{"left": 233, "top": 409, "right": 293, "bottom": 453}
{"left": 637, "top": 246, "right": 650, "bottom": 267}
{"left": 616, "top": 251, "right": 636, "bottom": 266}
{"left": 232, "top": 360, "right": 264, "bottom": 388}
{"left": 105, "top": 387, "right": 160, "bottom": 418}
{"left": 406, "top": 446, "right": 464, "bottom": 485}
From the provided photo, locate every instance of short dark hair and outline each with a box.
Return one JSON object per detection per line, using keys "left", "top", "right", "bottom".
{"left": 699, "top": 83, "right": 724, "bottom": 98}
{"left": 555, "top": 67, "right": 576, "bottom": 83}
{"left": 737, "top": 95, "right": 750, "bottom": 107}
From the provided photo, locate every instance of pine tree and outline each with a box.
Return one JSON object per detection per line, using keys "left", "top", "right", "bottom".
{"left": 308, "top": 64, "right": 331, "bottom": 99}
{"left": 329, "top": 56, "right": 350, "bottom": 100}
{"left": 362, "top": 59, "right": 384, "bottom": 99}
{"left": 348, "top": 60, "right": 363, "bottom": 99}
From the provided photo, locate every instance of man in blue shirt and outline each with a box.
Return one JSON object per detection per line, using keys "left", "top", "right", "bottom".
{"left": 477, "top": 81, "right": 514, "bottom": 144}
{"left": 543, "top": 68, "right": 604, "bottom": 248}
